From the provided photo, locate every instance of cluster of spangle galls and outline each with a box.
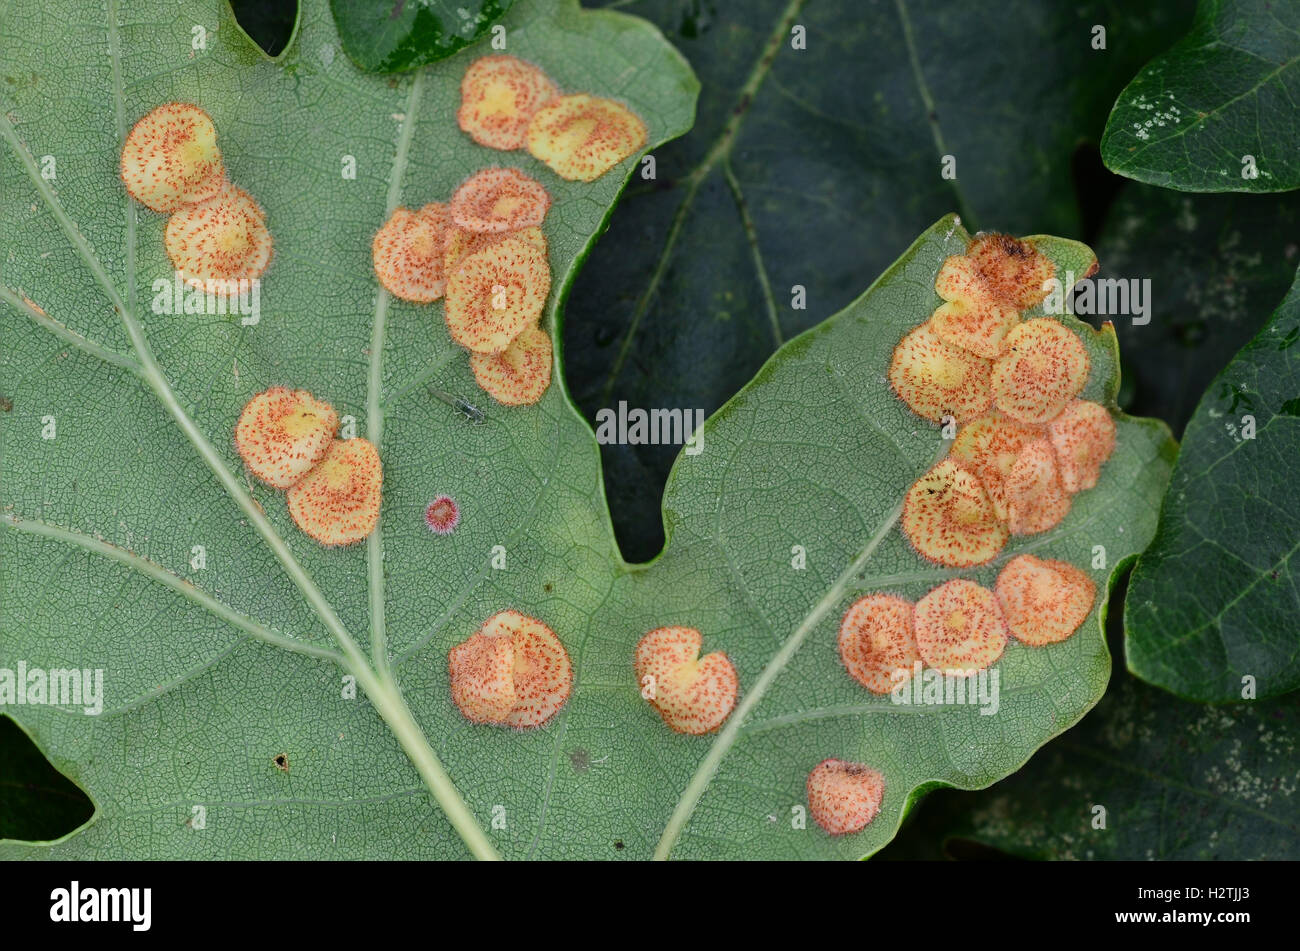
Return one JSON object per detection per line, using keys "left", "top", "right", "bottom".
{"left": 233, "top": 387, "right": 382, "bottom": 546}
{"left": 813, "top": 233, "right": 1121, "bottom": 837}
{"left": 120, "top": 103, "right": 272, "bottom": 294}
{"left": 890, "top": 233, "right": 1117, "bottom": 564}
{"left": 372, "top": 54, "right": 647, "bottom": 408}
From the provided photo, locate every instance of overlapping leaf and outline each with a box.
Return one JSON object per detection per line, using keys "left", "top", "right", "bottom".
{"left": 1125, "top": 271, "right": 1300, "bottom": 702}
{"left": 1101, "top": 0, "right": 1300, "bottom": 193}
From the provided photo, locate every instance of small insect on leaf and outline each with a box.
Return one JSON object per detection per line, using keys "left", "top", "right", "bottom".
{"left": 449, "top": 167, "right": 551, "bottom": 235}
{"left": 285, "top": 438, "right": 383, "bottom": 546}
{"left": 120, "top": 102, "right": 226, "bottom": 213}
{"left": 164, "top": 183, "right": 272, "bottom": 293}
{"left": 234, "top": 386, "right": 339, "bottom": 489}
{"left": 457, "top": 54, "right": 559, "bottom": 151}
{"left": 470, "top": 325, "right": 553, "bottom": 405}
{"left": 995, "top": 554, "right": 1096, "bottom": 647}
{"left": 525, "top": 93, "right": 648, "bottom": 182}
{"left": 373, "top": 202, "right": 451, "bottom": 303}
{"left": 913, "top": 578, "right": 1008, "bottom": 676}
{"left": 634, "top": 626, "right": 738, "bottom": 735}
{"left": 806, "top": 759, "right": 885, "bottom": 836}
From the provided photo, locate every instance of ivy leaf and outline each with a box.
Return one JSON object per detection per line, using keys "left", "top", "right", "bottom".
{"left": 1100, "top": 0, "right": 1300, "bottom": 193}
{"left": 568, "top": 0, "right": 1194, "bottom": 560}
{"left": 881, "top": 660, "right": 1300, "bottom": 860}
{"left": 1, "top": 0, "right": 1173, "bottom": 859}
{"left": 330, "top": 0, "right": 515, "bottom": 73}
{"left": 1125, "top": 270, "right": 1300, "bottom": 702}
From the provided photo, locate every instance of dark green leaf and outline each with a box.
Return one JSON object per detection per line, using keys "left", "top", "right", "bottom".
{"left": 330, "top": 0, "right": 514, "bottom": 73}
{"left": 880, "top": 665, "right": 1300, "bottom": 859}
{"left": 0, "top": 716, "right": 94, "bottom": 842}
{"left": 567, "top": 0, "right": 1194, "bottom": 561}
{"left": 1125, "top": 270, "right": 1300, "bottom": 701}
{"left": 1101, "top": 0, "right": 1300, "bottom": 193}
{"left": 1090, "top": 186, "right": 1300, "bottom": 433}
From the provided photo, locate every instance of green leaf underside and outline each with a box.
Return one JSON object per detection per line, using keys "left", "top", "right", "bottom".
{"left": 330, "top": 0, "right": 515, "bottom": 73}
{"left": 883, "top": 663, "right": 1300, "bottom": 860}
{"left": 1101, "top": 0, "right": 1300, "bottom": 193}
{"left": 0, "top": 0, "right": 1172, "bottom": 859}
{"left": 1125, "top": 269, "right": 1300, "bottom": 702}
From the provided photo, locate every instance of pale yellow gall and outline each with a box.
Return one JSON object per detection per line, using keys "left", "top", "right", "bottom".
{"left": 234, "top": 387, "right": 338, "bottom": 489}
{"left": 995, "top": 554, "right": 1097, "bottom": 646}
{"left": 285, "top": 438, "right": 382, "bottom": 546}
{"left": 448, "top": 610, "right": 572, "bottom": 729}
{"left": 469, "top": 325, "right": 553, "bottom": 406}
{"left": 372, "top": 203, "right": 451, "bottom": 303}
{"left": 1048, "top": 399, "right": 1116, "bottom": 492}
{"left": 902, "top": 460, "right": 1008, "bottom": 567}
{"left": 931, "top": 255, "right": 1021, "bottom": 359}
{"left": 888, "top": 322, "right": 993, "bottom": 423}
{"left": 635, "top": 626, "right": 738, "bottom": 735}
{"left": 1004, "top": 439, "right": 1072, "bottom": 535}
{"left": 525, "top": 93, "right": 648, "bottom": 182}
{"left": 457, "top": 54, "right": 559, "bottom": 151}
{"left": 965, "top": 232, "right": 1055, "bottom": 309}
{"left": 991, "top": 318, "right": 1090, "bottom": 424}
{"left": 806, "top": 759, "right": 885, "bottom": 836}
{"left": 164, "top": 183, "right": 272, "bottom": 294}
{"left": 448, "top": 610, "right": 573, "bottom": 728}
{"left": 948, "top": 414, "right": 1045, "bottom": 521}
{"left": 837, "top": 594, "right": 920, "bottom": 695}
{"left": 913, "top": 578, "right": 1008, "bottom": 675}
{"left": 120, "top": 102, "right": 225, "bottom": 213}
{"left": 449, "top": 167, "right": 551, "bottom": 234}
{"left": 444, "top": 235, "right": 550, "bottom": 353}
{"left": 443, "top": 224, "right": 547, "bottom": 278}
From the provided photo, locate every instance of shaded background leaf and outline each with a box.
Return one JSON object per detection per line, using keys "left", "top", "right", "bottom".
{"left": 881, "top": 572, "right": 1300, "bottom": 860}
{"left": 330, "top": 0, "right": 515, "bottom": 72}
{"left": 1124, "top": 271, "right": 1300, "bottom": 702}
{"left": 1090, "top": 188, "right": 1300, "bottom": 433}
{"left": 1101, "top": 0, "right": 1300, "bottom": 194}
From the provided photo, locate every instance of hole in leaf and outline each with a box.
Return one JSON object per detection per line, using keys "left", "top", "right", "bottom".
{"left": 272, "top": 752, "right": 290, "bottom": 772}
{"left": 228, "top": 0, "right": 298, "bottom": 58}
{"left": 0, "top": 715, "right": 94, "bottom": 841}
